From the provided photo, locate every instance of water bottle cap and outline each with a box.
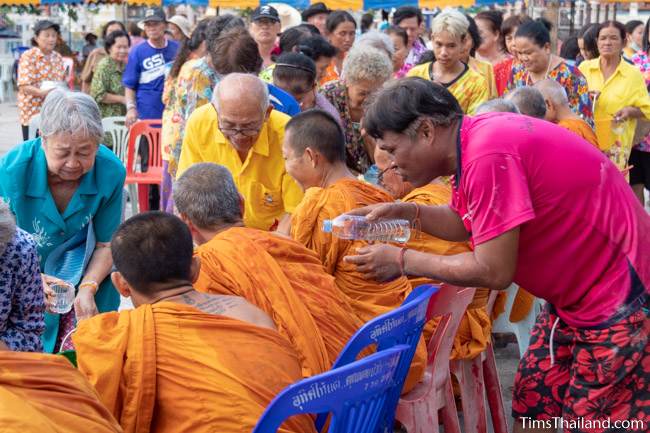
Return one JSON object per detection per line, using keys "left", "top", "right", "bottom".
{"left": 322, "top": 219, "right": 333, "bottom": 233}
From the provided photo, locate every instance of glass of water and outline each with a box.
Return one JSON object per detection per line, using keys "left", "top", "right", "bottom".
{"left": 48, "top": 281, "right": 75, "bottom": 314}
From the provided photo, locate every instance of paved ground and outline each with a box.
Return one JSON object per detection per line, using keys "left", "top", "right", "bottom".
{"left": 0, "top": 100, "right": 22, "bottom": 154}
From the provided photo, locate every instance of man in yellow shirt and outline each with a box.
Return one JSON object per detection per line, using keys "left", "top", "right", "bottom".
{"left": 177, "top": 73, "right": 303, "bottom": 231}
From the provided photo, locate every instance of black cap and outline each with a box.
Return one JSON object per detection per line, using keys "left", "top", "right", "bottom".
{"left": 34, "top": 20, "right": 60, "bottom": 35}
{"left": 301, "top": 2, "right": 331, "bottom": 21}
{"left": 251, "top": 5, "right": 280, "bottom": 23}
{"left": 142, "top": 7, "right": 167, "bottom": 23}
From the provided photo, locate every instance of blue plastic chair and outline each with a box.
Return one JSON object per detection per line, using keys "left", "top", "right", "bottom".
{"left": 316, "top": 284, "right": 439, "bottom": 432}
{"left": 252, "top": 345, "right": 410, "bottom": 433}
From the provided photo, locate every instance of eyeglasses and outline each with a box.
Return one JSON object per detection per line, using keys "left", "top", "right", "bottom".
{"left": 218, "top": 120, "right": 264, "bottom": 137}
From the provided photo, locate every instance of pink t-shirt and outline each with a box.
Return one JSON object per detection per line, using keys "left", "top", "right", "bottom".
{"left": 450, "top": 112, "right": 650, "bottom": 328}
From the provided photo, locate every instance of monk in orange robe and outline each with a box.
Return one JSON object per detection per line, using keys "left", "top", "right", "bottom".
{"left": 72, "top": 212, "right": 315, "bottom": 433}
{"left": 173, "top": 162, "right": 363, "bottom": 374}
{"left": 281, "top": 110, "right": 425, "bottom": 391}
{"left": 535, "top": 78, "right": 598, "bottom": 147}
{"left": 374, "top": 148, "right": 500, "bottom": 360}
{"left": 0, "top": 350, "right": 122, "bottom": 433}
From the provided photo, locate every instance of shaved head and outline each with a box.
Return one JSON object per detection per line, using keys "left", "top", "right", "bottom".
{"left": 213, "top": 73, "right": 270, "bottom": 113}
{"left": 533, "top": 79, "right": 569, "bottom": 106}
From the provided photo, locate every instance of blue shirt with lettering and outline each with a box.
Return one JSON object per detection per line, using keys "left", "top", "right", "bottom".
{"left": 122, "top": 40, "right": 179, "bottom": 119}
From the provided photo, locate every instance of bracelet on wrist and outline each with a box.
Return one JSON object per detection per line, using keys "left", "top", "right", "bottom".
{"left": 79, "top": 281, "right": 99, "bottom": 295}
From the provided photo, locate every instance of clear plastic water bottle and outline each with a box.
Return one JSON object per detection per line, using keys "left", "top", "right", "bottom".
{"left": 322, "top": 215, "right": 411, "bottom": 243}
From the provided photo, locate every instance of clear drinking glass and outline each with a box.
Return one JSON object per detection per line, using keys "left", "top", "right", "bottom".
{"left": 48, "top": 281, "right": 75, "bottom": 314}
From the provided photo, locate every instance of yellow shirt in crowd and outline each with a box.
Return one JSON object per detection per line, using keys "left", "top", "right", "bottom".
{"left": 177, "top": 104, "right": 304, "bottom": 230}
{"left": 407, "top": 62, "right": 489, "bottom": 115}
{"left": 579, "top": 57, "right": 650, "bottom": 169}
{"left": 468, "top": 57, "right": 498, "bottom": 100}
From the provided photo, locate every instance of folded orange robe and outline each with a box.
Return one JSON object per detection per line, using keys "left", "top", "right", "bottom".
{"left": 73, "top": 303, "right": 315, "bottom": 433}
{"left": 403, "top": 183, "right": 498, "bottom": 360}
{"left": 558, "top": 118, "right": 599, "bottom": 147}
{"left": 291, "top": 178, "right": 424, "bottom": 390}
{"left": 0, "top": 351, "right": 122, "bottom": 433}
{"left": 194, "top": 226, "right": 363, "bottom": 372}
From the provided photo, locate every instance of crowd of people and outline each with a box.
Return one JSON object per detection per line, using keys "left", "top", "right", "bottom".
{"left": 1, "top": 4, "right": 649, "bottom": 433}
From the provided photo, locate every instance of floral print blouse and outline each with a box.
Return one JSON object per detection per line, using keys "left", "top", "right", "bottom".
{"left": 0, "top": 228, "right": 45, "bottom": 352}
{"left": 507, "top": 59, "right": 593, "bottom": 125}
{"left": 90, "top": 56, "right": 126, "bottom": 119}
{"left": 630, "top": 51, "right": 650, "bottom": 152}
{"left": 165, "top": 57, "right": 220, "bottom": 178}
{"left": 17, "top": 47, "right": 66, "bottom": 126}
{"left": 322, "top": 79, "right": 371, "bottom": 174}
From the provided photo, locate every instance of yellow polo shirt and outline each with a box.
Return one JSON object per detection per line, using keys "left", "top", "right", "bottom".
{"left": 579, "top": 57, "right": 650, "bottom": 169}
{"left": 177, "top": 104, "right": 303, "bottom": 230}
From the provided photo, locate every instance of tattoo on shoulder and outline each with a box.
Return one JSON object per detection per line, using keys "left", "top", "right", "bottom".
{"left": 181, "top": 293, "right": 196, "bottom": 305}
{"left": 193, "top": 295, "right": 240, "bottom": 315}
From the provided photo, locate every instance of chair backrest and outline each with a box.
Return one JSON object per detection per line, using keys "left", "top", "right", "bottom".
{"left": 126, "top": 119, "right": 163, "bottom": 175}
{"left": 424, "top": 284, "right": 475, "bottom": 390}
{"left": 320, "top": 284, "right": 438, "bottom": 431}
{"left": 28, "top": 113, "right": 40, "bottom": 140}
{"left": 252, "top": 345, "right": 410, "bottom": 433}
{"left": 102, "top": 116, "right": 129, "bottom": 164}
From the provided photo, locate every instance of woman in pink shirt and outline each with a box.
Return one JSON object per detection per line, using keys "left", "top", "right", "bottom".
{"left": 346, "top": 77, "right": 650, "bottom": 433}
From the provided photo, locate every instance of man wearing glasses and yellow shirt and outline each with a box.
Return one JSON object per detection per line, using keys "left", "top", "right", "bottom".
{"left": 177, "top": 74, "right": 303, "bottom": 232}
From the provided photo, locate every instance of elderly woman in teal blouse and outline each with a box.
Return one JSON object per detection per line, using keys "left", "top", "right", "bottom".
{"left": 0, "top": 89, "right": 125, "bottom": 353}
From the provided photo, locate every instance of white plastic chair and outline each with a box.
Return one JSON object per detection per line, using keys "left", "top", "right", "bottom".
{"left": 491, "top": 283, "right": 545, "bottom": 357}
{"left": 102, "top": 116, "right": 137, "bottom": 215}
{"left": 101, "top": 116, "right": 129, "bottom": 163}
{"left": 0, "top": 58, "right": 14, "bottom": 102}
{"left": 28, "top": 113, "right": 40, "bottom": 140}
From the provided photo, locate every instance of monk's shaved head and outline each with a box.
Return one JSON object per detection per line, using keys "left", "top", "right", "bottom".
{"left": 506, "top": 87, "right": 546, "bottom": 119}
{"left": 111, "top": 212, "right": 194, "bottom": 293}
{"left": 534, "top": 79, "right": 569, "bottom": 106}
{"left": 285, "top": 109, "right": 346, "bottom": 163}
{"left": 213, "top": 73, "right": 269, "bottom": 114}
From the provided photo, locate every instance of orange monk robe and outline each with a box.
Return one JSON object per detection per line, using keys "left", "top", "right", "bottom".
{"left": 194, "top": 226, "right": 364, "bottom": 372}
{"left": 559, "top": 118, "right": 599, "bottom": 147}
{"left": 291, "top": 178, "right": 425, "bottom": 391}
{"left": 0, "top": 351, "right": 122, "bottom": 433}
{"left": 403, "top": 183, "right": 501, "bottom": 360}
{"left": 73, "top": 303, "right": 315, "bottom": 433}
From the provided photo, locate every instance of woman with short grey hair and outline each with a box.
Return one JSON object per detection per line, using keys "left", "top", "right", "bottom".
{"left": 0, "top": 89, "right": 126, "bottom": 353}
{"left": 354, "top": 30, "right": 395, "bottom": 60}
{"left": 322, "top": 46, "right": 393, "bottom": 173}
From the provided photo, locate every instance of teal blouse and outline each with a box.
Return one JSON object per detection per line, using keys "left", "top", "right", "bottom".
{"left": 0, "top": 138, "right": 125, "bottom": 352}
{"left": 0, "top": 138, "right": 125, "bottom": 260}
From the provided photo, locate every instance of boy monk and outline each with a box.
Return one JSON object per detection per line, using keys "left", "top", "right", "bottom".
{"left": 73, "top": 212, "right": 315, "bottom": 433}
{"left": 174, "top": 162, "right": 363, "bottom": 374}
{"left": 534, "top": 79, "right": 598, "bottom": 147}
{"left": 283, "top": 109, "right": 425, "bottom": 391}
{"left": 0, "top": 348, "right": 122, "bottom": 433}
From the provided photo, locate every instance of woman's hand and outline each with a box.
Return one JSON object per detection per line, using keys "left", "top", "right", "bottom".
{"left": 346, "top": 201, "right": 417, "bottom": 222}
{"left": 74, "top": 286, "right": 99, "bottom": 321}
{"left": 41, "top": 274, "right": 67, "bottom": 314}
{"left": 344, "top": 244, "right": 404, "bottom": 282}
{"left": 614, "top": 106, "right": 642, "bottom": 122}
